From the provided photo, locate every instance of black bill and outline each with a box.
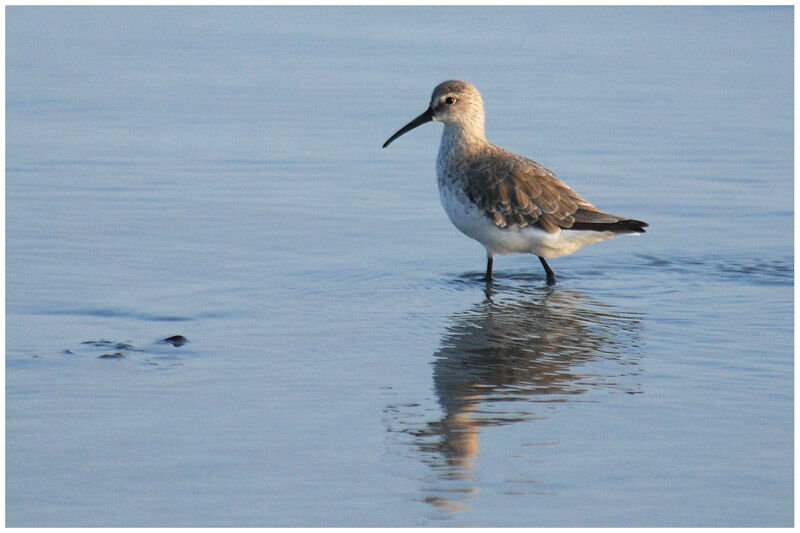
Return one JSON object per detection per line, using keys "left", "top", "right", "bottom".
{"left": 382, "top": 107, "right": 434, "bottom": 148}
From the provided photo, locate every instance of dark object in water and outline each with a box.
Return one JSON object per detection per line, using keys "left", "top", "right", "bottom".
{"left": 82, "top": 339, "right": 136, "bottom": 351}
{"left": 162, "top": 335, "right": 188, "bottom": 347}
{"left": 99, "top": 352, "right": 125, "bottom": 359}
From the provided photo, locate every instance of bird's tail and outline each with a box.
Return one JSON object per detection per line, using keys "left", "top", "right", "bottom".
{"left": 568, "top": 209, "right": 648, "bottom": 234}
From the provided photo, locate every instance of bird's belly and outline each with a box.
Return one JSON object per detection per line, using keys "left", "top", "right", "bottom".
{"left": 438, "top": 183, "right": 615, "bottom": 258}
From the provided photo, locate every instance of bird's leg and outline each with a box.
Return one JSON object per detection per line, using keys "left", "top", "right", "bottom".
{"left": 539, "top": 256, "right": 556, "bottom": 285}
{"left": 485, "top": 255, "right": 494, "bottom": 282}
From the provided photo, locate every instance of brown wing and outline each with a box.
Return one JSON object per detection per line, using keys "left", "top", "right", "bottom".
{"left": 463, "top": 146, "right": 599, "bottom": 233}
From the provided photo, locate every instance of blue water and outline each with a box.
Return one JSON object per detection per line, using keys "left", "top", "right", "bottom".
{"left": 6, "top": 6, "right": 793, "bottom": 526}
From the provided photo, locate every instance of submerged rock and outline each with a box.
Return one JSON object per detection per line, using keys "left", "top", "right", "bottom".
{"left": 161, "top": 335, "right": 188, "bottom": 347}
{"left": 82, "top": 340, "right": 136, "bottom": 351}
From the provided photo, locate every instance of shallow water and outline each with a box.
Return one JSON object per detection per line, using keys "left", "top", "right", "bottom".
{"left": 6, "top": 6, "right": 793, "bottom": 526}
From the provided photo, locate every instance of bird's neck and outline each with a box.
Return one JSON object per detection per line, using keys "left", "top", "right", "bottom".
{"left": 438, "top": 122, "right": 488, "bottom": 159}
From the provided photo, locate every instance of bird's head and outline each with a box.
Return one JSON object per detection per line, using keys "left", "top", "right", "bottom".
{"left": 383, "top": 80, "right": 486, "bottom": 148}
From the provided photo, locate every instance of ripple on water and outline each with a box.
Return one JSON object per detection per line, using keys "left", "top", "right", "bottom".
{"left": 27, "top": 306, "right": 239, "bottom": 323}
{"left": 634, "top": 253, "right": 792, "bottom": 287}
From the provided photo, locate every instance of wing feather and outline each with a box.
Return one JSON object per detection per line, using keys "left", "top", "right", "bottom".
{"left": 464, "top": 146, "right": 599, "bottom": 233}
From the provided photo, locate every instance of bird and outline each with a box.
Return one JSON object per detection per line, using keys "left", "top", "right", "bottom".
{"left": 382, "top": 80, "right": 647, "bottom": 285}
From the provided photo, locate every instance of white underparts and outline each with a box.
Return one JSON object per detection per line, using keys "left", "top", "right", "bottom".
{"left": 438, "top": 183, "right": 618, "bottom": 258}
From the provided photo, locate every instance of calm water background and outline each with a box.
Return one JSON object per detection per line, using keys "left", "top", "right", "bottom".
{"left": 6, "top": 6, "right": 793, "bottom": 526}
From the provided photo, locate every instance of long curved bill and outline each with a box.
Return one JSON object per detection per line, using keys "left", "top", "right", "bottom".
{"left": 382, "top": 107, "right": 434, "bottom": 148}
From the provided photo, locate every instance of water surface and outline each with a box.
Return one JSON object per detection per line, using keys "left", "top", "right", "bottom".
{"left": 6, "top": 6, "right": 793, "bottom": 526}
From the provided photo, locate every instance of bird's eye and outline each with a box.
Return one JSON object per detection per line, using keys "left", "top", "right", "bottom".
{"left": 445, "top": 96, "right": 456, "bottom": 105}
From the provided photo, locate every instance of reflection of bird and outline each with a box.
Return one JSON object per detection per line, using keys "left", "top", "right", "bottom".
{"left": 383, "top": 80, "right": 647, "bottom": 284}
{"left": 433, "top": 288, "right": 641, "bottom": 466}
{"left": 385, "top": 286, "right": 643, "bottom": 511}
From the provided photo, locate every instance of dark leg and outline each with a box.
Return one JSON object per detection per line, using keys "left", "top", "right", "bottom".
{"left": 485, "top": 256, "right": 494, "bottom": 282}
{"left": 539, "top": 256, "right": 556, "bottom": 285}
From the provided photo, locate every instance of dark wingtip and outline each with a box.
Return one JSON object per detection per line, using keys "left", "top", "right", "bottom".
{"left": 630, "top": 219, "right": 648, "bottom": 233}
{"left": 569, "top": 218, "right": 649, "bottom": 234}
